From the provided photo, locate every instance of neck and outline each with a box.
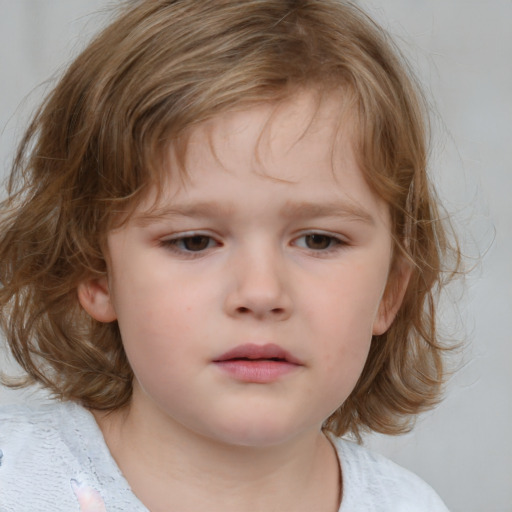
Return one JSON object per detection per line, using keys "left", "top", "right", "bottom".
{"left": 93, "top": 397, "right": 341, "bottom": 512}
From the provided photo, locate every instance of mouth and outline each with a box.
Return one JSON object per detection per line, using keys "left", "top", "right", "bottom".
{"left": 213, "top": 343, "right": 303, "bottom": 383}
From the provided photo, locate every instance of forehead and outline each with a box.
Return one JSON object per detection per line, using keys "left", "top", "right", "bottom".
{"left": 146, "top": 89, "right": 361, "bottom": 196}
{"left": 129, "top": 89, "right": 389, "bottom": 228}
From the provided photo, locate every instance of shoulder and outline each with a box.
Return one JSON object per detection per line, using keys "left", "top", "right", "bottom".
{"left": 0, "top": 401, "right": 87, "bottom": 510}
{"left": 330, "top": 436, "right": 450, "bottom": 512}
{"left": 0, "top": 401, "right": 102, "bottom": 511}
{"left": 1, "top": 398, "right": 77, "bottom": 424}
{"left": 0, "top": 400, "right": 146, "bottom": 512}
{"left": 0, "top": 400, "right": 81, "bottom": 454}
{"left": 0, "top": 400, "right": 91, "bottom": 457}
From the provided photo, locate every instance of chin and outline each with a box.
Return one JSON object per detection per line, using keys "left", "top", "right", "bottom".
{"left": 203, "top": 417, "right": 316, "bottom": 449}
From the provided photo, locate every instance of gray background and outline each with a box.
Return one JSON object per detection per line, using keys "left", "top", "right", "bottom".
{"left": 0, "top": 2, "right": 511, "bottom": 511}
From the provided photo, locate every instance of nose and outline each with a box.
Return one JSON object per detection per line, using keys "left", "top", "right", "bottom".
{"left": 224, "top": 245, "right": 292, "bottom": 321}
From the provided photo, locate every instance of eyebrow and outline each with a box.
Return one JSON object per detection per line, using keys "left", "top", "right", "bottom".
{"left": 134, "top": 202, "right": 234, "bottom": 226}
{"left": 280, "top": 201, "right": 376, "bottom": 225}
{"left": 134, "top": 200, "right": 375, "bottom": 226}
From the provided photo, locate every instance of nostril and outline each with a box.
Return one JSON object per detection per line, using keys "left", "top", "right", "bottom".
{"left": 235, "top": 306, "right": 286, "bottom": 316}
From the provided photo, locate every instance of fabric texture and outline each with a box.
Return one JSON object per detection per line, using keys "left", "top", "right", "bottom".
{"left": 0, "top": 401, "right": 449, "bottom": 511}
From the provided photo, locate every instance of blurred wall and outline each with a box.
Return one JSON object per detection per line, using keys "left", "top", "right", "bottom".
{"left": 1, "top": 2, "right": 511, "bottom": 511}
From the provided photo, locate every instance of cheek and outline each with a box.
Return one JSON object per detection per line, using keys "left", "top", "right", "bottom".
{"left": 117, "top": 301, "right": 200, "bottom": 408}
{"left": 314, "top": 298, "right": 373, "bottom": 378}
{"left": 110, "top": 274, "right": 201, "bottom": 368}
{"left": 300, "top": 261, "right": 388, "bottom": 389}
{"left": 304, "top": 262, "right": 388, "bottom": 339}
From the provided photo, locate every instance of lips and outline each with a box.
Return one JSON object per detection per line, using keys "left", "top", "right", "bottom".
{"left": 213, "top": 343, "right": 303, "bottom": 383}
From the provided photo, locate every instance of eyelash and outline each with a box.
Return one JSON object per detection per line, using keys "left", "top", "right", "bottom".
{"left": 159, "top": 231, "right": 348, "bottom": 257}
{"left": 160, "top": 234, "right": 220, "bottom": 256}
{"left": 292, "top": 232, "right": 348, "bottom": 257}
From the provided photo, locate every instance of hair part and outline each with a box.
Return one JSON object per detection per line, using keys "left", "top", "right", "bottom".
{"left": 0, "top": 0, "right": 461, "bottom": 440}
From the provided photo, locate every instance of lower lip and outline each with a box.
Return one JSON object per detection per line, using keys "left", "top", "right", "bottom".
{"left": 214, "top": 360, "right": 299, "bottom": 383}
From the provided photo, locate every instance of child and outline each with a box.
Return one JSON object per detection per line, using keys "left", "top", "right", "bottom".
{"left": 0, "top": 1, "right": 459, "bottom": 510}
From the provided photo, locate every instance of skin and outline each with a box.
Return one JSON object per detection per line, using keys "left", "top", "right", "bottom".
{"left": 79, "top": 90, "right": 409, "bottom": 512}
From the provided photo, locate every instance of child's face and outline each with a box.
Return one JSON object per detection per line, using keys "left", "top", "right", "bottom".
{"left": 80, "top": 90, "right": 403, "bottom": 446}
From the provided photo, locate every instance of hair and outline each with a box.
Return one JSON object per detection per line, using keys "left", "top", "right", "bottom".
{"left": 0, "top": 0, "right": 460, "bottom": 440}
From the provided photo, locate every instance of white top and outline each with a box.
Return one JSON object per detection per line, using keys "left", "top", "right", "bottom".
{"left": 0, "top": 401, "right": 449, "bottom": 511}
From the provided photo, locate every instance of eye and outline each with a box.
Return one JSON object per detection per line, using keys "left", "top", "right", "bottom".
{"left": 304, "top": 234, "right": 335, "bottom": 250}
{"left": 162, "top": 235, "right": 218, "bottom": 253}
{"left": 294, "top": 233, "right": 346, "bottom": 252}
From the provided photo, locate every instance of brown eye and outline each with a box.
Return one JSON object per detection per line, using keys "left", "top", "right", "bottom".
{"left": 182, "top": 235, "right": 212, "bottom": 251}
{"left": 161, "top": 234, "right": 219, "bottom": 256}
{"left": 304, "top": 234, "right": 334, "bottom": 250}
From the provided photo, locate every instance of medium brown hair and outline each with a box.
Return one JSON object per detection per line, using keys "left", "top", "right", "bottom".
{"left": 0, "top": 0, "right": 460, "bottom": 439}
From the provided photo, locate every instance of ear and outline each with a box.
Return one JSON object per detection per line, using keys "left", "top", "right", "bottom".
{"left": 77, "top": 276, "right": 117, "bottom": 323}
{"left": 372, "top": 258, "right": 412, "bottom": 336}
